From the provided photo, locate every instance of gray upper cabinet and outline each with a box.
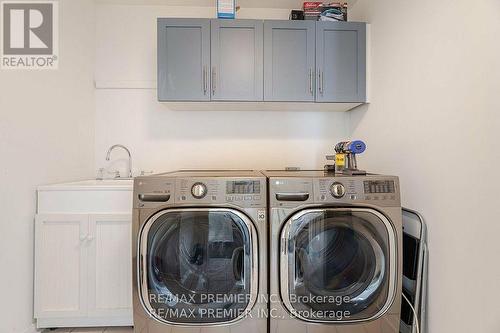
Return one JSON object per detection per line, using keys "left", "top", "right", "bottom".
{"left": 157, "top": 18, "right": 210, "bottom": 101}
{"left": 157, "top": 18, "right": 367, "bottom": 107}
{"left": 316, "top": 22, "right": 366, "bottom": 103}
{"left": 210, "top": 20, "right": 263, "bottom": 101}
{"left": 264, "top": 21, "right": 316, "bottom": 102}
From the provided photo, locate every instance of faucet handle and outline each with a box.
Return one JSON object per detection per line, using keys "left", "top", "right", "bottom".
{"left": 96, "top": 168, "right": 105, "bottom": 180}
{"left": 106, "top": 170, "right": 121, "bottom": 178}
{"left": 140, "top": 170, "right": 154, "bottom": 176}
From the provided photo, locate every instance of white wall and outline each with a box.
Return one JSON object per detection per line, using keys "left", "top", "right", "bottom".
{"left": 349, "top": 1, "right": 500, "bottom": 332}
{"left": 0, "top": 1, "right": 96, "bottom": 332}
{"left": 94, "top": 4, "right": 351, "bottom": 175}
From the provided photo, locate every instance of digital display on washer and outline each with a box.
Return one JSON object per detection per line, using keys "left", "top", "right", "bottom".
{"left": 226, "top": 181, "right": 261, "bottom": 194}
{"left": 364, "top": 180, "right": 395, "bottom": 194}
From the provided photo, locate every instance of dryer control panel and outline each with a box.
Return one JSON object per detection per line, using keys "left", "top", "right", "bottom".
{"left": 269, "top": 175, "right": 400, "bottom": 208}
{"left": 315, "top": 177, "right": 400, "bottom": 205}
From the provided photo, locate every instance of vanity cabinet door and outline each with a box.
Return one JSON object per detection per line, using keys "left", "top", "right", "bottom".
{"left": 87, "top": 214, "right": 133, "bottom": 322}
{"left": 210, "top": 19, "right": 264, "bottom": 101}
{"left": 34, "top": 213, "right": 133, "bottom": 327}
{"left": 34, "top": 214, "right": 89, "bottom": 319}
{"left": 157, "top": 18, "right": 211, "bottom": 101}
{"left": 316, "top": 22, "right": 366, "bottom": 102}
{"left": 264, "top": 20, "right": 316, "bottom": 101}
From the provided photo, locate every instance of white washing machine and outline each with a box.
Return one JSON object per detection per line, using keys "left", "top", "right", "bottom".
{"left": 132, "top": 170, "right": 267, "bottom": 333}
{"left": 263, "top": 170, "right": 403, "bottom": 333}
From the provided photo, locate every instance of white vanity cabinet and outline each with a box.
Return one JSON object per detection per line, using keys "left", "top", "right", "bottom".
{"left": 34, "top": 180, "right": 133, "bottom": 329}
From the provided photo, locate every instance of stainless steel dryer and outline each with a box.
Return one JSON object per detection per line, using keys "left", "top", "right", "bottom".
{"left": 132, "top": 170, "right": 267, "bottom": 333}
{"left": 264, "top": 170, "right": 403, "bottom": 333}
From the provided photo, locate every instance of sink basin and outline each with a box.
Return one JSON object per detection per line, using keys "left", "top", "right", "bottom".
{"left": 69, "top": 179, "right": 134, "bottom": 186}
{"left": 38, "top": 179, "right": 133, "bottom": 191}
{"left": 37, "top": 179, "right": 133, "bottom": 213}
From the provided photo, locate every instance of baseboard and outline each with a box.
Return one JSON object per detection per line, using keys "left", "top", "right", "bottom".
{"left": 23, "top": 323, "right": 40, "bottom": 333}
{"left": 36, "top": 316, "right": 133, "bottom": 329}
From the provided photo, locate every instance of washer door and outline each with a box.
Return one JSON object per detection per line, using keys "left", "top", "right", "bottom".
{"left": 139, "top": 208, "right": 258, "bottom": 325}
{"left": 280, "top": 208, "right": 397, "bottom": 323}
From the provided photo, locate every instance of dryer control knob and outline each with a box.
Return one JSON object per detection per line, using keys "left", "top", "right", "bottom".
{"left": 330, "top": 182, "right": 346, "bottom": 198}
{"left": 191, "top": 183, "right": 207, "bottom": 199}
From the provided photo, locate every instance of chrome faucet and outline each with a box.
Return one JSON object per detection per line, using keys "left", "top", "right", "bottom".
{"left": 106, "top": 144, "right": 133, "bottom": 178}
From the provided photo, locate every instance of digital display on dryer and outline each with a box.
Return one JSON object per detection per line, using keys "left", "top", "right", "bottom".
{"left": 364, "top": 180, "right": 395, "bottom": 194}
{"left": 226, "top": 181, "right": 261, "bottom": 194}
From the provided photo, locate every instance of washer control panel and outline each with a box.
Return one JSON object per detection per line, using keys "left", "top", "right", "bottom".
{"left": 135, "top": 176, "right": 266, "bottom": 208}
{"left": 177, "top": 178, "right": 265, "bottom": 208}
{"left": 134, "top": 178, "right": 174, "bottom": 208}
{"left": 191, "top": 182, "right": 208, "bottom": 199}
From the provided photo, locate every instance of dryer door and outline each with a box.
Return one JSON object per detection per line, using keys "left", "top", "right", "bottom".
{"left": 139, "top": 208, "right": 258, "bottom": 325}
{"left": 280, "top": 208, "right": 397, "bottom": 323}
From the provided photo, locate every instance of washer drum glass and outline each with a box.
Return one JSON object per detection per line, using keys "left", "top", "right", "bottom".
{"left": 140, "top": 209, "right": 256, "bottom": 324}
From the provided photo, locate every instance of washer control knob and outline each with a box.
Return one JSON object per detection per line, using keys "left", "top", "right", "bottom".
{"left": 191, "top": 183, "right": 207, "bottom": 199}
{"left": 330, "top": 182, "right": 346, "bottom": 198}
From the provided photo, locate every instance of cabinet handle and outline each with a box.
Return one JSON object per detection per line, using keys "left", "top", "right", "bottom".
{"left": 79, "top": 234, "right": 87, "bottom": 241}
{"left": 319, "top": 70, "right": 324, "bottom": 95}
{"left": 203, "top": 66, "right": 207, "bottom": 95}
{"left": 212, "top": 67, "right": 216, "bottom": 95}
{"left": 309, "top": 68, "right": 314, "bottom": 95}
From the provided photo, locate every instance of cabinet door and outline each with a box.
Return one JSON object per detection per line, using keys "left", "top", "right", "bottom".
{"left": 157, "top": 18, "right": 211, "bottom": 101}
{"left": 34, "top": 214, "right": 88, "bottom": 319}
{"left": 316, "top": 22, "right": 366, "bottom": 102}
{"left": 87, "top": 214, "right": 133, "bottom": 321}
{"left": 211, "top": 19, "right": 263, "bottom": 101}
{"left": 264, "top": 21, "right": 315, "bottom": 101}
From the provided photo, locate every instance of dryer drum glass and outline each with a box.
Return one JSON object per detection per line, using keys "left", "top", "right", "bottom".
{"left": 283, "top": 209, "right": 392, "bottom": 322}
{"left": 143, "top": 210, "right": 254, "bottom": 324}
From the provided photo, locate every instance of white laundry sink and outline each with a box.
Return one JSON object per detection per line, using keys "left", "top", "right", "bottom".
{"left": 37, "top": 179, "right": 133, "bottom": 213}
{"left": 40, "top": 178, "right": 133, "bottom": 189}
